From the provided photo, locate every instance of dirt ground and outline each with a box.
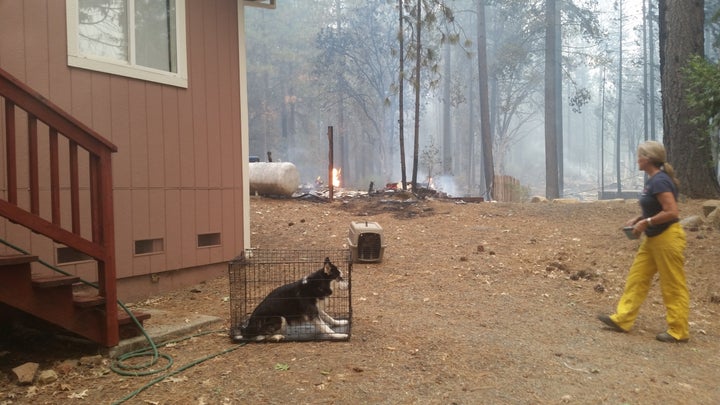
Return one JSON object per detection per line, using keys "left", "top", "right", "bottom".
{"left": 1, "top": 193, "right": 720, "bottom": 404}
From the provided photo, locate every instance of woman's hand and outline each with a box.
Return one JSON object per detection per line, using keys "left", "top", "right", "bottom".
{"left": 625, "top": 215, "right": 642, "bottom": 227}
{"left": 632, "top": 218, "right": 649, "bottom": 237}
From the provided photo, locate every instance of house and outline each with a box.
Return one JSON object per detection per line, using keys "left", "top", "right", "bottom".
{"left": 0, "top": 0, "right": 275, "bottom": 346}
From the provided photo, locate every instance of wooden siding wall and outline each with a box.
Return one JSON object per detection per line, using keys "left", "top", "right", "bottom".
{"left": 0, "top": 1, "right": 245, "bottom": 292}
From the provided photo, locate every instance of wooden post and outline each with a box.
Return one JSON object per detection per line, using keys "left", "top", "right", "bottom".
{"left": 328, "top": 126, "right": 334, "bottom": 201}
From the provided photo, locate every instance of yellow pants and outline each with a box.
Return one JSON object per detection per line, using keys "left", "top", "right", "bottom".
{"left": 610, "top": 222, "right": 689, "bottom": 340}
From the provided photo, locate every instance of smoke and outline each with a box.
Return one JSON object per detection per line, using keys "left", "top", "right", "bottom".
{"left": 432, "top": 175, "right": 458, "bottom": 197}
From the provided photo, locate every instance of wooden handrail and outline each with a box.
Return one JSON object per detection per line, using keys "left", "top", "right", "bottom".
{"left": 4, "top": 100, "right": 17, "bottom": 204}
{"left": 0, "top": 66, "right": 119, "bottom": 346}
{"left": 0, "top": 69, "right": 117, "bottom": 154}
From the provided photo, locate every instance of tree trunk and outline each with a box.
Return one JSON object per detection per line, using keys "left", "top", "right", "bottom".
{"left": 544, "top": 0, "right": 560, "bottom": 199}
{"left": 399, "top": 0, "right": 407, "bottom": 190}
{"left": 335, "top": 1, "right": 348, "bottom": 185}
{"left": 476, "top": 0, "right": 494, "bottom": 200}
{"left": 339, "top": 97, "right": 347, "bottom": 184}
{"left": 411, "top": 0, "right": 422, "bottom": 190}
{"left": 443, "top": 42, "right": 452, "bottom": 175}
{"left": 649, "top": 0, "right": 657, "bottom": 140}
{"left": 616, "top": 1, "right": 623, "bottom": 193}
{"left": 642, "top": 0, "right": 649, "bottom": 142}
{"left": 659, "top": 0, "right": 720, "bottom": 198}
{"left": 553, "top": 0, "right": 563, "bottom": 195}
{"left": 467, "top": 57, "right": 476, "bottom": 196}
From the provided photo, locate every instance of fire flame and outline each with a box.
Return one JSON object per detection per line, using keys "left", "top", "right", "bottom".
{"left": 332, "top": 168, "right": 341, "bottom": 188}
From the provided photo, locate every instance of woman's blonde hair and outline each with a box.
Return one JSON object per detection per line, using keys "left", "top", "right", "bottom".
{"left": 638, "top": 140, "right": 680, "bottom": 187}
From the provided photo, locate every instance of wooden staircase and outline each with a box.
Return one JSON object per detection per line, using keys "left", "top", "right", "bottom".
{"left": 0, "top": 67, "right": 148, "bottom": 346}
{"left": 0, "top": 255, "right": 150, "bottom": 343}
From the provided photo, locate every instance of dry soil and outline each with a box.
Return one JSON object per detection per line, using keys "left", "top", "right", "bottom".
{"left": 1, "top": 194, "right": 719, "bottom": 405}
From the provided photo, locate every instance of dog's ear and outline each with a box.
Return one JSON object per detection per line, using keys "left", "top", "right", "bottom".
{"left": 323, "top": 257, "right": 331, "bottom": 274}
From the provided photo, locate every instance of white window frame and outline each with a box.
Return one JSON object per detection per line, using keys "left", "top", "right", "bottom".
{"left": 66, "top": 0, "right": 188, "bottom": 88}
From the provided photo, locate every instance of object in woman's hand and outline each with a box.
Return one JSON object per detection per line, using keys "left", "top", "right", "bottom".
{"left": 623, "top": 226, "right": 638, "bottom": 240}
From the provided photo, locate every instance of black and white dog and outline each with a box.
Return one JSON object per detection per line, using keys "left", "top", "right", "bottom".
{"left": 234, "top": 257, "right": 349, "bottom": 342}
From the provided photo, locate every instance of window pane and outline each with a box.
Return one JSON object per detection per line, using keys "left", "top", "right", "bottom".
{"left": 78, "top": 0, "right": 129, "bottom": 62}
{"left": 135, "top": 0, "right": 177, "bottom": 73}
{"left": 68, "top": 0, "right": 187, "bottom": 86}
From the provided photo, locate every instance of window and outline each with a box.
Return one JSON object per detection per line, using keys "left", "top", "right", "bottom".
{"left": 66, "top": 0, "right": 188, "bottom": 87}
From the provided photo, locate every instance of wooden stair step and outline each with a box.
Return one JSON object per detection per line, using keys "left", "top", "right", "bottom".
{"left": 0, "top": 254, "right": 38, "bottom": 267}
{"left": 118, "top": 310, "right": 151, "bottom": 325}
{"left": 117, "top": 310, "right": 152, "bottom": 339}
{"left": 73, "top": 294, "right": 106, "bottom": 308}
{"left": 32, "top": 275, "right": 80, "bottom": 288}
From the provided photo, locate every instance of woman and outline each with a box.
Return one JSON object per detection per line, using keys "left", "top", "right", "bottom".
{"left": 598, "top": 140, "right": 690, "bottom": 343}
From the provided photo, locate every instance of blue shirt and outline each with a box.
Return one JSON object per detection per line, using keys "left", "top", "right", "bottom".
{"left": 639, "top": 171, "right": 678, "bottom": 237}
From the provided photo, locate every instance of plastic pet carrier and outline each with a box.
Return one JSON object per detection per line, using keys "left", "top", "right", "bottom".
{"left": 347, "top": 221, "right": 385, "bottom": 263}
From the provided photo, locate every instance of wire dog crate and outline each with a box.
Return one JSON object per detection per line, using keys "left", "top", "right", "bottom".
{"left": 229, "top": 249, "right": 352, "bottom": 342}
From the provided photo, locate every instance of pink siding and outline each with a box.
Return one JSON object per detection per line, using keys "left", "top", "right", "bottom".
{"left": 161, "top": 87, "right": 181, "bottom": 188}
{"left": 147, "top": 85, "right": 165, "bottom": 189}
{"left": 47, "top": 0, "right": 72, "bottom": 111}
{"left": 129, "top": 80, "right": 150, "bottom": 189}
{"left": 204, "top": 0, "right": 223, "bottom": 191}
{"left": 222, "top": 189, "right": 237, "bottom": 258}
{"left": 148, "top": 189, "right": 167, "bottom": 273}
{"left": 69, "top": 69, "right": 94, "bottom": 128}
{"left": 114, "top": 189, "right": 133, "bottom": 278}
{"left": 195, "top": 190, "right": 211, "bottom": 265}
{"left": 90, "top": 75, "right": 113, "bottom": 136}
{"left": 0, "top": 0, "right": 246, "bottom": 300}
{"left": 131, "top": 190, "right": 150, "bottom": 254}
{"left": 110, "top": 77, "right": 132, "bottom": 189}
{"left": 23, "top": 1, "right": 50, "bottom": 103}
{"left": 178, "top": 89, "right": 196, "bottom": 190}
{"left": 164, "top": 189, "right": 182, "bottom": 270}
{"left": 0, "top": 2, "right": 26, "bottom": 76}
{"left": 180, "top": 189, "right": 196, "bottom": 267}
{"left": 208, "top": 189, "right": 224, "bottom": 263}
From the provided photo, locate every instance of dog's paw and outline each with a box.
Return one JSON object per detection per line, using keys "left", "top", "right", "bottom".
{"left": 327, "top": 333, "right": 349, "bottom": 340}
{"left": 332, "top": 319, "right": 349, "bottom": 326}
{"left": 268, "top": 334, "right": 286, "bottom": 342}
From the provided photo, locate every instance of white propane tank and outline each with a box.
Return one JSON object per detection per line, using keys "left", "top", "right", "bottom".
{"left": 249, "top": 162, "right": 300, "bottom": 196}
